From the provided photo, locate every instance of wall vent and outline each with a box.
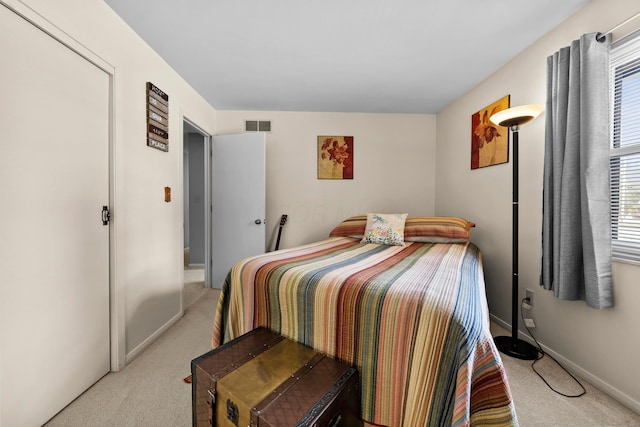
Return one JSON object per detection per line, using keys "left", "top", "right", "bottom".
{"left": 245, "top": 120, "right": 271, "bottom": 132}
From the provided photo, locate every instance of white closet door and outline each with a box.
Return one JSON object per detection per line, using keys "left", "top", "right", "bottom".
{"left": 0, "top": 5, "right": 110, "bottom": 426}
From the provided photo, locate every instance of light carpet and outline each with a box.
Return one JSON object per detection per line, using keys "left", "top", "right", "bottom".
{"left": 491, "top": 323, "right": 640, "bottom": 427}
{"left": 45, "top": 289, "right": 640, "bottom": 426}
{"left": 183, "top": 268, "right": 207, "bottom": 309}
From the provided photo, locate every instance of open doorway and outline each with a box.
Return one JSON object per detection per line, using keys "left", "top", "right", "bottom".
{"left": 183, "top": 119, "right": 212, "bottom": 309}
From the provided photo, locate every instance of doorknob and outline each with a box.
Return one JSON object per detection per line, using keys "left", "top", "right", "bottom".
{"left": 255, "top": 219, "right": 262, "bottom": 225}
{"left": 102, "top": 206, "right": 111, "bottom": 226}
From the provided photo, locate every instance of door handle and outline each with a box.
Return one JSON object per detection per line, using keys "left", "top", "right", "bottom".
{"left": 102, "top": 206, "right": 111, "bottom": 226}
{"left": 254, "top": 219, "right": 262, "bottom": 225}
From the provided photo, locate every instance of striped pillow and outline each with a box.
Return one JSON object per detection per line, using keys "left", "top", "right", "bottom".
{"left": 330, "top": 215, "right": 475, "bottom": 243}
{"left": 404, "top": 217, "right": 475, "bottom": 243}
{"left": 329, "top": 215, "right": 367, "bottom": 238}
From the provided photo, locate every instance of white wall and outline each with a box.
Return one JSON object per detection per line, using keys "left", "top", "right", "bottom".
{"left": 436, "top": 0, "right": 640, "bottom": 412}
{"left": 6, "top": 0, "right": 218, "bottom": 364}
{"left": 216, "top": 111, "right": 437, "bottom": 249}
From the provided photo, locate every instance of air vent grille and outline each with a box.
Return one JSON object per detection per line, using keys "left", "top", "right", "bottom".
{"left": 245, "top": 120, "right": 271, "bottom": 132}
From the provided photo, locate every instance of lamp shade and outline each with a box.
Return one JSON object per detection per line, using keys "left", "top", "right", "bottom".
{"left": 490, "top": 104, "right": 544, "bottom": 128}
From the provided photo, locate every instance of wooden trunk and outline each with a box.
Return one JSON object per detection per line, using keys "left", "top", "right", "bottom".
{"left": 191, "top": 327, "right": 362, "bottom": 427}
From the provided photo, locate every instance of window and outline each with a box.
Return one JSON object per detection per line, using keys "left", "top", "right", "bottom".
{"left": 610, "top": 33, "right": 640, "bottom": 263}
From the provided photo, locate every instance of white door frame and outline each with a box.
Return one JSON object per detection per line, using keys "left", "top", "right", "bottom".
{"left": 0, "top": 0, "right": 126, "bottom": 371}
{"left": 182, "top": 117, "right": 213, "bottom": 289}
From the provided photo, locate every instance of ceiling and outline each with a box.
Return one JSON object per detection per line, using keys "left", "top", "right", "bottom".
{"left": 105, "top": 0, "right": 591, "bottom": 114}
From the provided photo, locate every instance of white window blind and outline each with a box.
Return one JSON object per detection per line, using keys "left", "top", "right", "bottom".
{"left": 610, "top": 32, "right": 640, "bottom": 263}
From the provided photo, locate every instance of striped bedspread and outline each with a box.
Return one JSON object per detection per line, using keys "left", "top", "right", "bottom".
{"left": 212, "top": 237, "right": 517, "bottom": 426}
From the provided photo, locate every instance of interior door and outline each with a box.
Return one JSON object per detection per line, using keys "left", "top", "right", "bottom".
{"left": 212, "top": 133, "right": 266, "bottom": 288}
{"left": 0, "top": 6, "right": 110, "bottom": 426}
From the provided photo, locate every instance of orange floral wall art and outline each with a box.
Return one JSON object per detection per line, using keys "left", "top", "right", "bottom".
{"left": 471, "top": 95, "right": 510, "bottom": 169}
{"left": 318, "top": 136, "right": 354, "bottom": 179}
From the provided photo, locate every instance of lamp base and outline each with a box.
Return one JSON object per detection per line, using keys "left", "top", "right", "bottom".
{"left": 494, "top": 335, "right": 539, "bottom": 360}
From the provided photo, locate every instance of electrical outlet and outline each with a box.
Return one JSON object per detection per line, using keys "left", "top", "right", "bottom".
{"left": 526, "top": 288, "right": 535, "bottom": 307}
{"left": 524, "top": 318, "right": 536, "bottom": 328}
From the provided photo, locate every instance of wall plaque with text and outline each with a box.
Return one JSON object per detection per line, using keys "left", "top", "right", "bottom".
{"left": 146, "top": 82, "right": 169, "bottom": 152}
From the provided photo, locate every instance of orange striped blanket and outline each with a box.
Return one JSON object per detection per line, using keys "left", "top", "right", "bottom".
{"left": 212, "top": 237, "right": 517, "bottom": 426}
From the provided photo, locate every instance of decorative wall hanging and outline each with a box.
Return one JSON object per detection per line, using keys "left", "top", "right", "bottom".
{"left": 471, "top": 95, "right": 510, "bottom": 169}
{"left": 318, "top": 136, "right": 354, "bottom": 179}
{"left": 147, "top": 82, "right": 169, "bottom": 152}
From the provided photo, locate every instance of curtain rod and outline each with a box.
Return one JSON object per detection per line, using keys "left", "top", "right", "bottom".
{"left": 596, "top": 11, "right": 640, "bottom": 42}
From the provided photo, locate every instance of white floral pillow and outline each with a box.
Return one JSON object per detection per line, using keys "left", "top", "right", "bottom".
{"left": 361, "top": 213, "right": 408, "bottom": 246}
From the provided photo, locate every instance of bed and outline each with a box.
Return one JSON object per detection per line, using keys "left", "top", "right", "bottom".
{"left": 211, "top": 215, "right": 517, "bottom": 426}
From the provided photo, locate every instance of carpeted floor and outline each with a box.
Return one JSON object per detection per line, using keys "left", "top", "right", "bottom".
{"left": 183, "top": 267, "right": 208, "bottom": 309}
{"left": 491, "top": 323, "right": 640, "bottom": 426}
{"left": 45, "top": 276, "right": 218, "bottom": 427}
{"left": 45, "top": 284, "right": 640, "bottom": 426}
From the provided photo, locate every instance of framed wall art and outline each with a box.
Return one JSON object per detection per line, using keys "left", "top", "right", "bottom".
{"left": 471, "top": 95, "right": 510, "bottom": 169}
{"left": 318, "top": 136, "right": 354, "bottom": 179}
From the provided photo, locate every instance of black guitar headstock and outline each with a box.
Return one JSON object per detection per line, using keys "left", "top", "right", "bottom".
{"left": 274, "top": 214, "right": 288, "bottom": 252}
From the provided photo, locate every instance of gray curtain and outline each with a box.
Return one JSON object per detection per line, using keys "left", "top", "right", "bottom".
{"left": 541, "top": 32, "right": 613, "bottom": 309}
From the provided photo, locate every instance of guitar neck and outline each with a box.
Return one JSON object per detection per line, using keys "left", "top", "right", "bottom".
{"left": 274, "top": 214, "right": 287, "bottom": 251}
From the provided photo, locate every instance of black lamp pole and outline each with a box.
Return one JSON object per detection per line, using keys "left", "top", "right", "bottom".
{"left": 493, "top": 124, "right": 539, "bottom": 360}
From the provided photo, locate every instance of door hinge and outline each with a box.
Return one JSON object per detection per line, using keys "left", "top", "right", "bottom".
{"left": 102, "top": 205, "right": 111, "bottom": 225}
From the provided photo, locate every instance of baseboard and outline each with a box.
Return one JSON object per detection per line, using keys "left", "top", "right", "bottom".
{"left": 125, "top": 310, "right": 184, "bottom": 364}
{"left": 490, "top": 314, "right": 640, "bottom": 415}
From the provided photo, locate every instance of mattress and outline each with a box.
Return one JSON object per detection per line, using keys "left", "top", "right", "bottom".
{"left": 212, "top": 236, "right": 517, "bottom": 426}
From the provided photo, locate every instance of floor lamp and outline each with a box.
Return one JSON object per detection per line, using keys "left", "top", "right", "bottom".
{"left": 489, "top": 104, "right": 543, "bottom": 360}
